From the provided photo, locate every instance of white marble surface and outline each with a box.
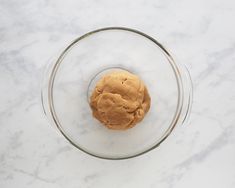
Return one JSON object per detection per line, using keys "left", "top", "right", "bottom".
{"left": 1, "top": 0, "right": 235, "bottom": 187}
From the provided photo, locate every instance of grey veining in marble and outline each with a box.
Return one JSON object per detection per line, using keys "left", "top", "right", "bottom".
{"left": 0, "top": 0, "right": 235, "bottom": 187}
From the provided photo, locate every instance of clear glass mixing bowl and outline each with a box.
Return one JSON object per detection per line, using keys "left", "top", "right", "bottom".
{"left": 41, "top": 27, "right": 193, "bottom": 160}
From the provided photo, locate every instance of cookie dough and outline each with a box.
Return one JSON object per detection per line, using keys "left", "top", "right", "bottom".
{"left": 90, "top": 70, "right": 151, "bottom": 130}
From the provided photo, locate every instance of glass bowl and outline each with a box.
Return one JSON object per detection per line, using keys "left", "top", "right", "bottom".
{"left": 41, "top": 27, "right": 193, "bottom": 160}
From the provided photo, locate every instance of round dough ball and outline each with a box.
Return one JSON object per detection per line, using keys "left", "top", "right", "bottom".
{"left": 90, "top": 70, "right": 151, "bottom": 130}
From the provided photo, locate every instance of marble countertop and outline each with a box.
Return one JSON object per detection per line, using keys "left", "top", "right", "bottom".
{"left": 1, "top": 0, "right": 235, "bottom": 187}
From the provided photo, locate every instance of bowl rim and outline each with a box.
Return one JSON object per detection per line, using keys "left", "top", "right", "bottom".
{"left": 42, "top": 27, "right": 192, "bottom": 160}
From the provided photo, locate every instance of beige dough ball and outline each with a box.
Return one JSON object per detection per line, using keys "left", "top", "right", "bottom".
{"left": 90, "top": 70, "right": 151, "bottom": 130}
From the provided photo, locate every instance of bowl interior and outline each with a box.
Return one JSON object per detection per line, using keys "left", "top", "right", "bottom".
{"left": 51, "top": 29, "right": 180, "bottom": 159}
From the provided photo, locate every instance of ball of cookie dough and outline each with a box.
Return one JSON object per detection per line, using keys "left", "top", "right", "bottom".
{"left": 90, "top": 70, "right": 151, "bottom": 130}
